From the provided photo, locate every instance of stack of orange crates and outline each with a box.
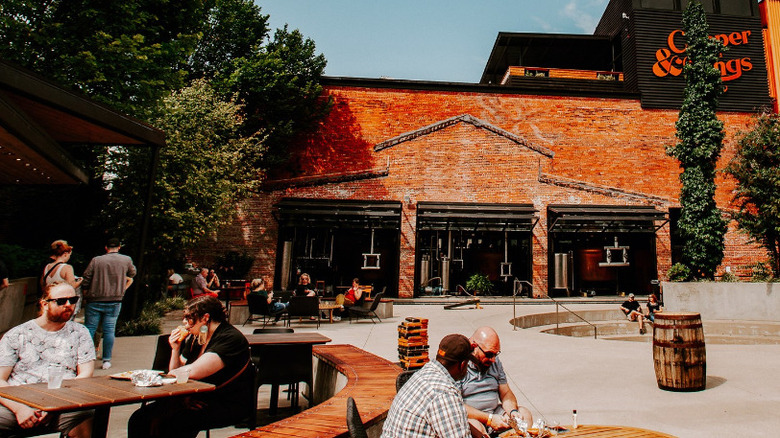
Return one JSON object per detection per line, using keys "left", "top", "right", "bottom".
{"left": 398, "top": 317, "right": 429, "bottom": 370}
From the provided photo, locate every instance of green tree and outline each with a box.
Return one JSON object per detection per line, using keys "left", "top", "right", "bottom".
{"left": 666, "top": 1, "right": 726, "bottom": 280}
{"left": 216, "top": 25, "right": 331, "bottom": 166}
{"left": 188, "top": 0, "right": 269, "bottom": 80}
{"left": 104, "top": 79, "right": 264, "bottom": 266}
{"left": 0, "top": 0, "right": 204, "bottom": 116}
{"left": 726, "top": 112, "right": 780, "bottom": 276}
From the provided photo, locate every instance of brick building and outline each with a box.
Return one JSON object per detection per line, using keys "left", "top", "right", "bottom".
{"left": 198, "top": 0, "right": 773, "bottom": 298}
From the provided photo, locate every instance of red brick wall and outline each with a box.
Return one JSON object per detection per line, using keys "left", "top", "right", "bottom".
{"left": 193, "top": 85, "right": 766, "bottom": 296}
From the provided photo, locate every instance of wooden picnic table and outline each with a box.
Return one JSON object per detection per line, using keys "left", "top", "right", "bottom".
{"left": 499, "top": 424, "right": 677, "bottom": 437}
{"left": 246, "top": 332, "right": 331, "bottom": 416}
{"left": 0, "top": 375, "right": 214, "bottom": 438}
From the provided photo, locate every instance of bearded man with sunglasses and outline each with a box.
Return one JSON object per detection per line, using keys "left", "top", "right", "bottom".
{"left": 0, "top": 283, "right": 95, "bottom": 437}
{"left": 458, "top": 326, "right": 533, "bottom": 438}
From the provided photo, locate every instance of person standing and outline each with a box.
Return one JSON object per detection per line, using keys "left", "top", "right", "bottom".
{"left": 381, "top": 334, "right": 472, "bottom": 438}
{"left": 81, "top": 238, "right": 136, "bottom": 370}
{"left": 0, "top": 283, "right": 95, "bottom": 437}
{"left": 42, "top": 240, "right": 84, "bottom": 318}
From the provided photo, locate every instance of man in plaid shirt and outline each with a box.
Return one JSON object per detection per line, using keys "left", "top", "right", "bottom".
{"left": 382, "top": 334, "right": 472, "bottom": 438}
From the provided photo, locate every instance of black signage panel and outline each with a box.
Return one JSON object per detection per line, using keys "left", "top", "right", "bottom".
{"left": 633, "top": 9, "right": 770, "bottom": 111}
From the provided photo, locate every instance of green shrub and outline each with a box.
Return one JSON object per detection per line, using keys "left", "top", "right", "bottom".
{"left": 751, "top": 263, "right": 772, "bottom": 282}
{"left": 117, "top": 308, "right": 162, "bottom": 336}
{"left": 116, "top": 297, "right": 184, "bottom": 336}
{"left": 719, "top": 271, "right": 739, "bottom": 282}
{"left": 0, "top": 244, "right": 47, "bottom": 278}
{"left": 667, "top": 263, "right": 692, "bottom": 282}
{"left": 466, "top": 273, "right": 494, "bottom": 295}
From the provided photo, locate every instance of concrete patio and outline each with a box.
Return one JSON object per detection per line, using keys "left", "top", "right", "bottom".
{"left": 38, "top": 301, "right": 780, "bottom": 437}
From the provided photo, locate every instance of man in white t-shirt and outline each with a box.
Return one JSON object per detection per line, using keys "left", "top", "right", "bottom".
{"left": 0, "top": 283, "right": 96, "bottom": 437}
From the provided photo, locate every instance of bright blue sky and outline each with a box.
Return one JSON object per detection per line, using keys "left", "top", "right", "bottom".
{"left": 257, "top": 0, "right": 609, "bottom": 83}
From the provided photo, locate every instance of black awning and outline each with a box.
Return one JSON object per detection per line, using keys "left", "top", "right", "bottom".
{"left": 417, "top": 202, "right": 538, "bottom": 232}
{"left": 276, "top": 198, "right": 402, "bottom": 229}
{"left": 548, "top": 205, "right": 667, "bottom": 233}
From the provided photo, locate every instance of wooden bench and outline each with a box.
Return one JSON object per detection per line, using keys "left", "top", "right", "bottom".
{"left": 233, "top": 344, "right": 402, "bottom": 437}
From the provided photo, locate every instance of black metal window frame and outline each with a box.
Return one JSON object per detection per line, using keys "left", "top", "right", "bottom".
{"left": 416, "top": 202, "right": 539, "bottom": 232}
{"left": 276, "top": 198, "right": 402, "bottom": 229}
{"left": 547, "top": 204, "right": 668, "bottom": 234}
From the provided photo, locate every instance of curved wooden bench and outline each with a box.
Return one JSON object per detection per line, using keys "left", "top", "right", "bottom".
{"left": 234, "top": 344, "right": 402, "bottom": 437}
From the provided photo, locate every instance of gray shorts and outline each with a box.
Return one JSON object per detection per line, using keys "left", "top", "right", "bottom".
{"left": 0, "top": 403, "right": 93, "bottom": 437}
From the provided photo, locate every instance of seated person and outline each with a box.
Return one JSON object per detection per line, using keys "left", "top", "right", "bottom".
{"left": 343, "top": 277, "right": 365, "bottom": 306}
{"left": 620, "top": 293, "right": 646, "bottom": 334}
{"left": 0, "top": 283, "right": 95, "bottom": 438}
{"left": 458, "top": 326, "right": 532, "bottom": 438}
{"left": 128, "top": 296, "right": 254, "bottom": 438}
{"left": 294, "top": 273, "right": 316, "bottom": 297}
{"left": 646, "top": 293, "right": 662, "bottom": 322}
{"left": 206, "top": 269, "right": 220, "bottom": 289}
{"left": 191, "top": 267, "right": 219, "bottom": 298}
{"left": 167, "top": 268, "right": 184, "bottom": 296}
{"left": 246, "top": 278, "right": 288, "bottom": 323}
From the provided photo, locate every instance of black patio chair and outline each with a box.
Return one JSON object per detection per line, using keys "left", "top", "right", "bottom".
{"left": 348, "top": 290, "right": 385, "bottom": 323}
{"left": 244, "top": 293, "right": 287, "bottom": 327}
{"left": 346, "top": 396, "right": 368, "bottom": 438}
{"left": 395, "top": 369, "right": 416, "bottom": 392}
{"left": 286, "top": 295, "right": 320, "bottom": 328}
{"left": 203, "top": 353, "right": 258, "bottom": 437}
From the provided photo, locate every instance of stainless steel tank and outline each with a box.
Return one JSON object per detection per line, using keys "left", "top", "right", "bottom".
{"left": 553, "top": 253, "right": 570, "bottom": 290}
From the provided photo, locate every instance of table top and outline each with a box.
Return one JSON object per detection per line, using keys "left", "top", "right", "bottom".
{"left": 319, "top": 303, "right": 341, "bottom": 310}
{"left": 500, "top": 424, "right": 676, "bottom": 437}
{"left": 244, "top": 332, "right": 332, "bottom": 346}
{"left": 0, "top": 376, "right": 214, "bottom": 413}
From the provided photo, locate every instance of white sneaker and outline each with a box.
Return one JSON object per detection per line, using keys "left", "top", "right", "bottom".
{"left": 101, "top": 361, "right": 112, "bottom": 370}
{"left": 333, "top": 316, "right": 341, "bottom": 321}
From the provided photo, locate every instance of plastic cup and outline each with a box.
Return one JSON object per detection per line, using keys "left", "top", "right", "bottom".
{"left": 175, "top": 367, "right": 190, "bottom": 384}
{"left": 48, "top": 365, "right": 64, "bottom": 389}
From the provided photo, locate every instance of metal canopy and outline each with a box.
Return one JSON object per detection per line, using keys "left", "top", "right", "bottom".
{"left": 548, "top": 204, "right": 668, "bottom": 233}
{"left": 276, "top": 198, "right": 402, "bottom": 229}
{"left": 480, "top": 32, "right": 617, "bottom": 85}
{"left": 0, "top": 61, "right": 165, "bottom": 184}
{"left": 417, "top": 202, "right": 538, "bottom": 232}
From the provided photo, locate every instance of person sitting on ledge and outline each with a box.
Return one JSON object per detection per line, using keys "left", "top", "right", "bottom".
{"left": 620, "top": 293, "right": 646, "bottom": 334}
{"left": 646, "top": 293, "right": 662, "bottom": 322}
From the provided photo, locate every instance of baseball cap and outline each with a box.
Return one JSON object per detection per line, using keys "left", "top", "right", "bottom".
{"left": 436, "top": 334, "right": 472, "bottom": 363}
{"left": 628, "top": 293, "right": 635, "bottom": 298}
{"left": 106, "top": 238, "right": 121, "bottom": 248}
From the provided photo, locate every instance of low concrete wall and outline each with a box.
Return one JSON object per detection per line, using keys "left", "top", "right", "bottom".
{"left": 663, "top": 281, "right": 780, "bottom": 321}
{"left": 0, "top": 277, "right": 37, "bottom": 333}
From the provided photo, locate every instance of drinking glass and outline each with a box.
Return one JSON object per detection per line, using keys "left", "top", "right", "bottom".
{"left": 47, "top": 365, "right": 64, "bottom": 389}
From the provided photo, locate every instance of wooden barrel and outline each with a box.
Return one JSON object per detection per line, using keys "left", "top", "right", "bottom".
{"left": 652, "top": 312, "right": 706, "bottom": 391}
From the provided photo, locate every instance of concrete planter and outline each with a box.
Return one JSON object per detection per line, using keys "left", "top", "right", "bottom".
{"left": 662, "top": 281, "right": 780, "bottom": 321}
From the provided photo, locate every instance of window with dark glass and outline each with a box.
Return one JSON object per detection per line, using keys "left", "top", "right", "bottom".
{"left": 640, "top": 0, "right": 675, "bottom": 10}
{"left": 719, "top": 0, "right": 754, "bottom": 16}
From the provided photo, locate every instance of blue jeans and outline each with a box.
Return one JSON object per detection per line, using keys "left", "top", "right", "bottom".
{"left": 84, "top": 302, "right": 122, "bottom": 362}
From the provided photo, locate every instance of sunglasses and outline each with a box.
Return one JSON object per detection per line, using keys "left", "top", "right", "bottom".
{"left": 46, "top": 296, "right": 80, "bottom": 306}
{"left": 477, "top": 344, "right": 500, "bottom": 359}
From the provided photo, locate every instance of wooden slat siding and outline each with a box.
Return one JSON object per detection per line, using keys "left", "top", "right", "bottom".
{"left": 234, "top": 344, "right": 402, "bottom": 438}
{"left": 502, "top": 66, "right": 623, "bottom": 82}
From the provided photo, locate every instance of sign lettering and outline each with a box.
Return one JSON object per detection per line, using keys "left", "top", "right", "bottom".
{"left": 652, "top": 29, "right": 754, "bottom": 85}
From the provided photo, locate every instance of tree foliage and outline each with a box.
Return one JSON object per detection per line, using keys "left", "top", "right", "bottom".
{"left": 104, "top": 79, "right": 264, "bottom": 265}
{"left": 666, "top": 2, "right": 726, "bottom": 280}
{"left": 0, "top": 0, "right": 205, "bottom": 116}
{"left": 726, "top": 112, "right": 780, "bottom": 276}
{"left": 1, "top": 0, "right": 330, "bottom": 271}
{"left": 216, "top": 25, "right": 331, "bottom": 166}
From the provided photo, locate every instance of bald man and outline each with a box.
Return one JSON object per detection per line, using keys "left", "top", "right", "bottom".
{"left": 457, "top": 326, "right": 533, "bottom": 437}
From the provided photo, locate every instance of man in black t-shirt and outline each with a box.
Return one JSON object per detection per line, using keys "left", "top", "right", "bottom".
{"left": 620, "top": 293, "right": 646, "bottom": 334}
